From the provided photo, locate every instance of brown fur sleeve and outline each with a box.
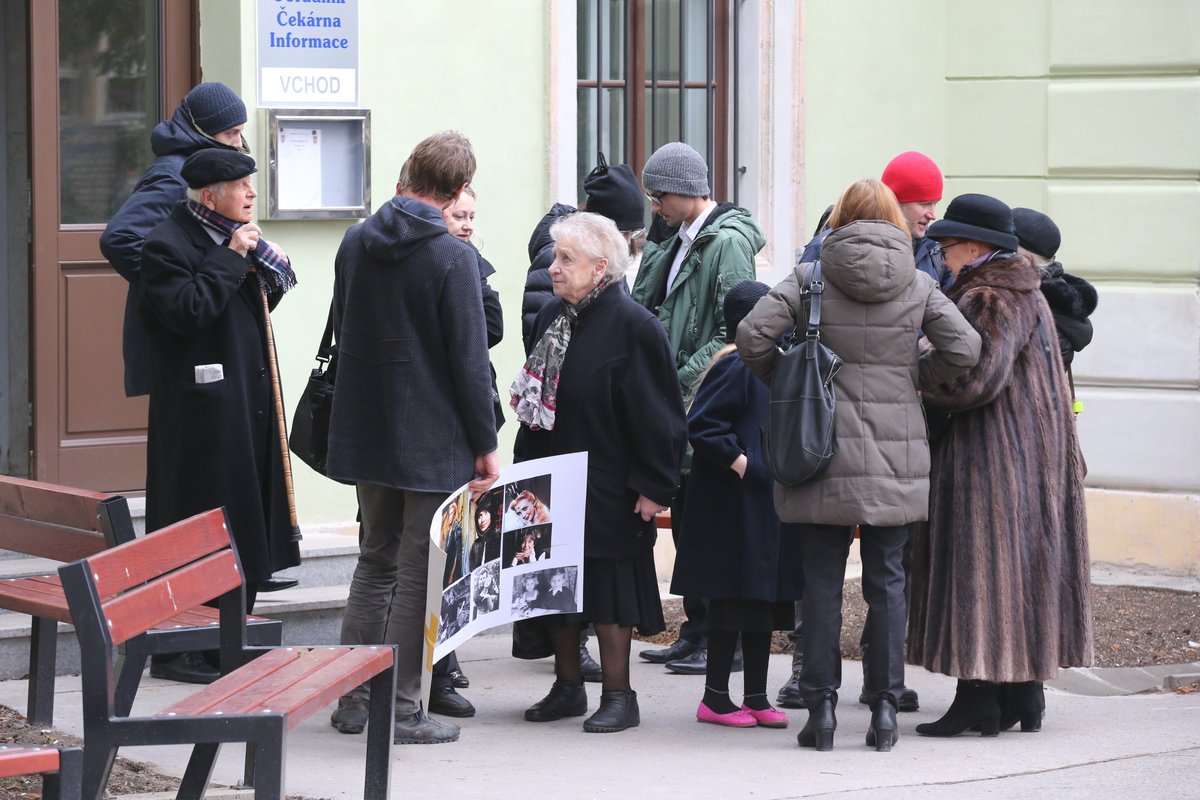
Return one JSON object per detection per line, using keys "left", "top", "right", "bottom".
{"left": 922, "top": 284, "right": 1038, "bottom": 413}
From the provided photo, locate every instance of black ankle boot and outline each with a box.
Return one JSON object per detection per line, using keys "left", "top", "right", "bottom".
{"left": 583, "top": 689, "right": 639, "bottom": 732}
{"left": 524, "top": 680, "right": 587, "bottom": 722}
{"left": 999, "top": 681, "right": 1044, "bottom": 732}
{"left": 915, "top": 680, "right": 1001, "bottom": 737}
{"left": 797, "top": 692, "right": 837, "bottom": 751}
{"left": 865, "top": 697, "right": 898, "bottom": 752}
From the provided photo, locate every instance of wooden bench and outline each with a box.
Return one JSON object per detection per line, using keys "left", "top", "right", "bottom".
{"left": 0, "top": 475, "right": 282, "bottom": 726}
{"left": 59, "top": 507, "right": 395, "bottom": 800}
{"left": 0, "top": 745, "right": 82, "bottom": 800}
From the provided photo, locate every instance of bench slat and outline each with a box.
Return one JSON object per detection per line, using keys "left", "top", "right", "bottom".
{"left": 0, "top": 475, "right": 111, "bottom": 531}
{"left": 0, "top": 576, "right": 70, "bottom": 621}
{"left": 104, "top": 550, "right": 242, "bottom": 646}
{"left": 157, "top": 647, "right": 393, "bottom": 729}
{"left": 0, "top": 517, "right": 108, "bottom": 562}
{"left": 260, "top": 648, "right": 394, "bottom": 728}
{"left": 157, "top": 648, "right": 304, "bottom": 716}
{"left": 0, "top": 746, "right": 60, "bottom": 778}
{"left": 87, "top": 509, "right": 230, "bottom": 595}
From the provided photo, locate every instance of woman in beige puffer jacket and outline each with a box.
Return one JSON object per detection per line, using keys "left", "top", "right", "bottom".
{"left": 736, "top": 178, "right": 980, "bottom": 752}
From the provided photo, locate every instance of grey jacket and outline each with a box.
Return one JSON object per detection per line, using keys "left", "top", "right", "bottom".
{"left": 326, "top": 196, "right": 497, "bottom": 492}
{"left": 736, "top": 220, "right": 981, "bottom": 526}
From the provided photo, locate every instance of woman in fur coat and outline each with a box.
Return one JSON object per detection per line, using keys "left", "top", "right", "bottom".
{"left": 911, "top": 194, "right": 1093, "bottom": 738}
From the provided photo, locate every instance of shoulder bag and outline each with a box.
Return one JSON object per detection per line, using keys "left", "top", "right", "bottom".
{"left": 289, "top": 299, "right": 348, "bottom": 482}
{"left": 763, "top": 260, "right": 843, "bottom": 486}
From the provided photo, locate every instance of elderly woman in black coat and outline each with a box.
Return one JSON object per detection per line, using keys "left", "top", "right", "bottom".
{"left": 671, "top": 280, "right": 803, "bottom": 731}
{"left": 511, "top": 212, "right": 686, "bottom": 733}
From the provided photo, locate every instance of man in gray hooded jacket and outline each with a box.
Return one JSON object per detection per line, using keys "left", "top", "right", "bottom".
{"left": 326, "top": 131, "right": 499, "bottom": 745}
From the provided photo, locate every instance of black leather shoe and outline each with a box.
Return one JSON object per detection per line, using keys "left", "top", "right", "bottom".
{"left": 449, "top": 669, "right": 470, "bottom": 689}
{"left": 149, "top": 652, "right": 220, "bottom": 684}
{"left": 797, "top": 692, "right": 837, "bottom": 751}
{"left": 866, "top": 698, "right": 898, "bottom": 752}
{"left": 428, "top": 684, "right": 475, "bottom": 718}
{"left": 665, "top": 647, "right": 707, "bottom": 674}
{"left": 525, "top": 680, "right": 588, "bottom": 722}
{"left": 583, "top": 689, "right": 640, "bottom": 732}
{"left": 257, "top": 577, "right": 299, "bottom": 592}
{"left": 776, "top": 671, "right": 806, "bottom": 709}
{"left": 639, "top": 638, "right": 699, "bottom": 664}
{"left": 330, "top": 696, "right": 369, "bottom": 734}
{"left": 859, "top": 686, "right": 919, "bottom": 712}
{"left": 580, "top": 644, "right": 603, "bottom": 683}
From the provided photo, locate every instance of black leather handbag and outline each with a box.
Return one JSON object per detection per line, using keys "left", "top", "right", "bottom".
{"left": 289, "top": 300, "right": 346, "bottom": 482}
{"left": 763, "top": 260, "right": 843, "bottom": 486}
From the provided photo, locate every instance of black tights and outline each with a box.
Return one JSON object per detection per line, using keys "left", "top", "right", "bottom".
{"left": 550, "top": 621, "right": 633, "bottom": 692}
{"left": 702, "top": 630, "right": 772, "bottom": 713}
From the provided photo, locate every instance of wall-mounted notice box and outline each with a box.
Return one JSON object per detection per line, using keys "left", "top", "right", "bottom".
{"left": 265, "top": 108, "right": 371, "bottom": 220}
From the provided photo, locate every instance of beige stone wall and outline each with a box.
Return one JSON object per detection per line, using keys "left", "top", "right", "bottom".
{"left": 806, "top": 0, "right": 1200, "bottom": 576}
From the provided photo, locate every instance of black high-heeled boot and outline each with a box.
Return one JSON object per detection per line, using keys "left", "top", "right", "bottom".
{"left": 915, "top": 680, "right": 1001, "bottom": 737}
{"left": 999, "top": 681, "right": 1044, "bottom": 732}
{"left": 865, "top": 696, "right": 898, "bottom": 752}
{"left": 797, "top": 692, "right": 837, "bottom": 751}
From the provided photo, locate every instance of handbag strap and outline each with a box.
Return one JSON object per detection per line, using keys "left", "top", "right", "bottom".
{"left": 799, "top": 260, "right": 824, "bottom": 339}
{"left": 315, "top": 298, "right": 336, "bottom": 363}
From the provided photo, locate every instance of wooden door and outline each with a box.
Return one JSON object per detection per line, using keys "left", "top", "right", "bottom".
{"left": 29, "top": 1, "right": 195, "bottom": 491}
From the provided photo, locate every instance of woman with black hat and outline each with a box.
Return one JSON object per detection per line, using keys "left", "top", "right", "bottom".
{"left": 911, "top": 194, "right": 1093, "bottom": 738}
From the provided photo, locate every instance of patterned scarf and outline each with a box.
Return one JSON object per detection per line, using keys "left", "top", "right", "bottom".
{"left": 186, "top": 200, "right": 298, "bottom": 296}
{"left": 510, "top": 280, "right": 609, "bottom": 430}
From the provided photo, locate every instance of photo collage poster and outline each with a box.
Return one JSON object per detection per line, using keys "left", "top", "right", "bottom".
{"left": 421, "top": 452, "right": 587, "bottom": 703}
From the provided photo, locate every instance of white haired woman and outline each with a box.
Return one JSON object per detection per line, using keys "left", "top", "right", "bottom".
{"left": 511, "top": 212, "right": 686, "bottom": 733}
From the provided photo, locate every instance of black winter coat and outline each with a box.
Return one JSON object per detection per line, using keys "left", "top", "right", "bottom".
{"left": 514, "top": 284, "right": 686, "bottom": 559}
{"left": 101, "top": 105, "right": 242, "bottom": 397}
{"left": 670, "top": 352, "right": 803, "bottom": 602}
{"left": 520, "top": 203, "right": 576, "bottom": 354}
{"left": 327, "top": 196, "right": 497, "bottom": 492}
{"left": 139, "top": 204, "right": 299, "bottom": 584}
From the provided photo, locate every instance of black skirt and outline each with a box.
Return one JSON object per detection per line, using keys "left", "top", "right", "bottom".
{"left": 546, "top": 550, "right": 665, "bottom": 636}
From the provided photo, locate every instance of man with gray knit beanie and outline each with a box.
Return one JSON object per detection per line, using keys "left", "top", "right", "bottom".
{"left": 631, "top": 142, "right": 764, "bottom": 676}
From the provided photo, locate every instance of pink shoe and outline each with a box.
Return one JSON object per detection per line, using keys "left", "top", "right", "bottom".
{"left": 742, "top": 704, "right": 789, "bottom": 728}
{"left": 697, "top": 701, "right": 757, "bottom": 727}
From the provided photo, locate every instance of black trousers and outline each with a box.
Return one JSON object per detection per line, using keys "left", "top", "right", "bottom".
{"left": 671, "top": 474, "right": 707, "bottom": 646}
{"left": 797, "top": 523, "right": 908, "bottom": 708}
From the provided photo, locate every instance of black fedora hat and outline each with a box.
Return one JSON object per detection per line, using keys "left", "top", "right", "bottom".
{"left": 927, "top": 193, "right": 1019, "bottom": 252}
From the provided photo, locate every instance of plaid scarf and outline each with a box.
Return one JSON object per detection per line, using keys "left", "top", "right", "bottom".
{"left": 186, "top": 200, "right": 297, "bottom": 296}
{"left": 510, "top": 279, "right": 609, "bottom": 431}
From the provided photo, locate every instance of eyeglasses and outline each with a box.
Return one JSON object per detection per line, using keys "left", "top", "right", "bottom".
{"left": 644, "top": 191, "right": 665, "bottom": 204}
{"left": 938, "top": 241, "right": 967, "bottom": 250}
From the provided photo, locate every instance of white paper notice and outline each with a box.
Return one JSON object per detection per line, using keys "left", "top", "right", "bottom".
{"left": 420, "top": 452, "right": 587, "bottom": 707}
{"left": 277, "top": 126, "right": 323, "bottom": 209}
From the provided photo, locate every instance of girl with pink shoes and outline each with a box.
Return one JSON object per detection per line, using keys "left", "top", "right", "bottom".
{"left": 669, "top": 280, "right": 804, "bottom": 730}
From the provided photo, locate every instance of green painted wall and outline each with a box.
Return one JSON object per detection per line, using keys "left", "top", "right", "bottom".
{"left": 804, "top": 0, "right": 1200, "bottom": 575}
{"left": 198, "top": 0, "right": 552, "bottom": 525}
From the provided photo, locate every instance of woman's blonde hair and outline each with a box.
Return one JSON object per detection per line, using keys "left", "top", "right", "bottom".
{"left": 827, "top": 178, "right": 910, "bottom": 238}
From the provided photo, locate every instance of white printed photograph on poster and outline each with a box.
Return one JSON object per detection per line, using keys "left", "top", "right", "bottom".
{"left": 420, "top": 452, "right": 587, "bottom": 706}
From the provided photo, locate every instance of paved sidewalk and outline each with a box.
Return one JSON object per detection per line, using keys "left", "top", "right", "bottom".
{"left": 1, "top": 633, "right": 1197, "bottom": 800}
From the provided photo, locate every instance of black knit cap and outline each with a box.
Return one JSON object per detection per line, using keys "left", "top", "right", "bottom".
{"left": 926, "top": 193, "right": 1019, "bottom": 252}
{"left": 583, "top": 153, "right": 646, "bottom": 231}
{"left": 183, "top": 82, "right": 247, "bottom": 137}
{"left": 723, "top": 280, "right": 771, "bottom": 343}
{"left": 181, "top": 149, "right": 256, "bottom": 189}
{"left": 1012, "top": 207, "right": 1061, "bottom": 259}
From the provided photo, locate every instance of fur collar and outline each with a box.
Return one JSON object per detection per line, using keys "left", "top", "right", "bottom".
{"left": 949, "top": 252, "right": 1039, "bottom": 300}
{"left": 1040, "top": 263, "right": 1098, "bottom": 321}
